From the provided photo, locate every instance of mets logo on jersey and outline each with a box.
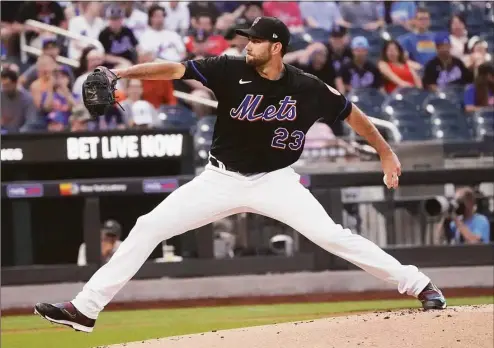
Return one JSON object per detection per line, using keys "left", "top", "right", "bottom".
{"left": 230, "top": 94, "right": 297, "bottom": 122}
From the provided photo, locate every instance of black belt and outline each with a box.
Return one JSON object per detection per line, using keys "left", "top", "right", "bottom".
{"left": 209, "top": 157, "right": 260, "bottom": 175}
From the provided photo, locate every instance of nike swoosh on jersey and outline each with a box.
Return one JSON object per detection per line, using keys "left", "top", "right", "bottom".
{"left": 239, "top": 79, "right": 252, "bottom": 84}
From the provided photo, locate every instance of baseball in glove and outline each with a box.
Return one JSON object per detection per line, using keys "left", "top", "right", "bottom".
{"left": 82, "top": 66, "right": 124, "bottom": 117}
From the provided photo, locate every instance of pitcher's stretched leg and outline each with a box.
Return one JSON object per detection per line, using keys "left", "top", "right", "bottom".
{"left": 69, "top": 169, "right": 246, "bottom": 320}
{"left": 251, "top": 167, "right": 431, "bottom": 297}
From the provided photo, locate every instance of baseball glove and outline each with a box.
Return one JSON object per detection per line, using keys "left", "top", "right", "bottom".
{"left": 82, "top": 66, "right": 123, "bottom": 117}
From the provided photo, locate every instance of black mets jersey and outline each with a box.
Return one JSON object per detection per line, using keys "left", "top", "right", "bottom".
{"left": 181, "top": 55, "right": 352, "bottom": 173}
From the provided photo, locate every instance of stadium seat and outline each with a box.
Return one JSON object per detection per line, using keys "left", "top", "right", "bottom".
{"left": 430, "top": 111, "right": 473, "bottom": 140}
{"left": 383, "top": 24, "right": 410, "bottom": 40}
{"left": 306, "top": 28, "right": 330, "bottom": 43}
{"left": 422, "top": 96, "right": 460, "bottom": 115}
{"left": 157, "top": 105, "right": 197, "bottom": 130}
{"left": 392, "top": 119, "right": 431, "bottom": 141}
{"left": 347, "top": 88, "right": 386, "bottom": 118}
{"left": 382, "top": 98, "right": 420, "bottom": 119}
{"left": 288, "top": 33, "right": 310, "bottom": 52}
{"left": 472, "top": 109, "right": 494, "bottom": 139}
{"left": 390, "top": 87, "right": 433, "bottom": 106}
{"left": 437, "top": 85, "right": 466, "bottom": 106}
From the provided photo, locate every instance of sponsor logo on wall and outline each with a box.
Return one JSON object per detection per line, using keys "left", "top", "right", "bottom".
{"left": 142, "top": 179, "right": 179, "bottom": 193}
{"left": 1, "top": 148, "right": 24, "bottom": 161}
{"left": 59, "top": 183, "right": 127, "bottom": 196}
{"left": 66, "top": 134, "right": 184, "bottom": 160}
{"left": 6, "top": 183, "right": 44, "bottom": 198}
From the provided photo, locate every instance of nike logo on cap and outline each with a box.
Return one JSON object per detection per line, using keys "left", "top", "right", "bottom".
{"left": 239, "top": 79, "right": 252, "bottom": 84}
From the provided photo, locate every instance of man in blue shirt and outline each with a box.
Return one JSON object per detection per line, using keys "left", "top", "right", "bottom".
{"left": 448, "top": 187, "right": 491, "bottom": 244}
{"left": 398, "top": 7, "right": 436, "bottom": 66}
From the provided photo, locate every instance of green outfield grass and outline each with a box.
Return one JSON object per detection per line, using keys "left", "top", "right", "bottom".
{"left": 2, "top": 296, "right": 492, "bottom": 348}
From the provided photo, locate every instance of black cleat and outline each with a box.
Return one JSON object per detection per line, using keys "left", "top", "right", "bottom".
{"left": 418, "top": 282, "right": 447, "bottom": 310}
{"left": 34, "top": 302, "right": 95, "bottom": 333}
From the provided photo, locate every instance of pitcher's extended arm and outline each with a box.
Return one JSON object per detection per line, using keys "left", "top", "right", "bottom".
{"left": 113, "top": 61, "right": 186, "bottom": 81}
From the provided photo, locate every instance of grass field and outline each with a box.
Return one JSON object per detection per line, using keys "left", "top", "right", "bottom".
{"left": 2, "top": 296, "right": 493, "bottom": 348}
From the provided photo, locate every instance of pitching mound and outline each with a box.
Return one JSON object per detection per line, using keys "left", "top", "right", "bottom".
{"left": 107, "top": 304, "right": 493, "bottom": 348}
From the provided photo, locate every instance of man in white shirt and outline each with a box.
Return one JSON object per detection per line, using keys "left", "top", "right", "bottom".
{"left": 138, "top": 4, "right": 186, "bottom": 62}
{"left": 68, "top": 2, "right": 106, "bottom": 60}
{"left": 161, "top": 1, "right": 190, "bottom": 35}
{"left": 120, "top": 2, "right": 148, "bottom": 41}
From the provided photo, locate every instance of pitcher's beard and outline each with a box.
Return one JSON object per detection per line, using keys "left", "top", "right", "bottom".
{"left": 246, "top": 54, "right": 270, "bottom": 67}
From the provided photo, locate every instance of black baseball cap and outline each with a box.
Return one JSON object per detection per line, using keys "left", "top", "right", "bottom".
{"left": 236, "top": 16, "right": 290, "bottom": 49}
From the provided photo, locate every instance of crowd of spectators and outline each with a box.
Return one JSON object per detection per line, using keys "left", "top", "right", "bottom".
{"left": 0, "top": 1, "right": 493, "bottom": 139}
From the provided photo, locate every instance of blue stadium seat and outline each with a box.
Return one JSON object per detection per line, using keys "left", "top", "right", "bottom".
{"left": 347, "top": 88, "right": 386, "bottom": 118}
{"left": 422, "top": 96, "right": 460, "bottom": 115}
{"left": 437, "top": 85, "right": 466, "bottom": 106}
{"left": 472, "top": 109, "right": 494, "bottom": 139}
{"left": 306, "top": 28, "right": 330, "bottom": 43}
{"left": 288, "top": 33, "right": 310, "bottom": 52}
{"left": 390, "top": 87, "right": 433, "bottom": 106}
{"left": 193, "top": 116, "right": 217, "bottom": 164}
{"left": 157, "top": 105, "right": 197, "bottom": 130}
{"left": 383, "top": 24, "right": 410, "bottom": 40}
{"left": 382, "top": 98, "right": 420, "bottom": 119}
{"left": 392, "top": 119, "right": 431, "bottom": 141}
{"left": 430, "top": 111, "right": 474, "bottom": 140}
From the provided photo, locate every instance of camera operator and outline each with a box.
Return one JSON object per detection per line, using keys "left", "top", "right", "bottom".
{"left": 436, "top": 187, "right": 490, "bottom": 244}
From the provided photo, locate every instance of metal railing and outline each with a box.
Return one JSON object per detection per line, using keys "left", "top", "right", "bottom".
{"left": 19, "top": 20, "right": 403, "bottom": 142}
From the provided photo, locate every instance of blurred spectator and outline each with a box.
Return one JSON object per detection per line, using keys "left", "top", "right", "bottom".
{"left": 45, "top": 110, "right": 67, "bottom": 132}
{"left": 137, "top": 49, "right": 177, "bottom": 109}
{"left": 77, "top": 219, "right": 123, "bottom": 267}
{"left": 285, "top": 44, "right": 345, "bottom": 94}
{"left": 262, "top": 1, "right": 304, "bottom": 32}
{"left": 29, "top": 54, "right": 57, "bottom": 109}
{"left": 39, "top": 66, "right": 77, "bottom": 125}
{"left": 129, "top": 100, "right": 156, "bottom": 129}
{"left": 99, "top": 5, "right": 138, "bottom": 66}
{"left": 13, "top": 2, "right": 67, "bottom": 48}
{"left": 222, "top": 24, "right": 249, "bottom": 57}
{"left": 422, "top": 33, "right": 472, "bottom": 92}
{"left": 139, "top": 5, "right": 186, "bottom": 62}
{"left": 162, "top": 1, "right": 190, "bottom": 35}
{"left": 1, "top": 68, "right": 39, "bottom": 132}
{"left": 120, "top": 79, "right": 160, "bottom": 127}
{"left": 463, "top": 37, "right": 492, "bottom": 74}
{"left": 437, "top": 187, "right": 491, "bottom": 244}
{"left": 72, "top": 47, "right": 105, "bottom": 98}
{"left": 67, "top": 2, "right": 105, "bottom": 60}
{"left": 340, "top": 36, "right": 383, "bottom": 93}
{"left": 386, "top": 1, "right": 416, "bottom": 30}
{"left": 185, "top": 14, "right": 229, "bottom": 57}
{"left": 398, "top": 7, "right": 436, "bottom": 66}
{"left": 241, "top": 2, "right": 264, "bottom": 26}
{"left": 69, "top": 103, "right": 92, "bottom": 131}
{"left": 63, "top": 1, "right": 84, "bottom": 21}
{"left": 19, "top": 37, "right": 75, "bottom": 90}
{"left": 339, "top": 1, "right": 385, "bottom": 31}
{"left": 188, "top": 1, "right": 220, "bottom": 24}
{"left": 449, "top": 14, "right": 469, "bottom": 60}
{"left": 379, "top": 39, "right": 422, "bottom": 93}
{"left": 463, "top": 62, "right": 494, "bottom": 113}
{"left": 326, "top": 26, "right": 353, "bottom": 73}
{"left": 120, "top": 2, "right": 148, "bottom": 40}
{"left": 299, "top": 1, "right": 347, "bottom": 31}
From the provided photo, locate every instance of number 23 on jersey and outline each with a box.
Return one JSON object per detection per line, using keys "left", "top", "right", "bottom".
{"left": 271, "top": 127, "right": 305, "bottom": 151}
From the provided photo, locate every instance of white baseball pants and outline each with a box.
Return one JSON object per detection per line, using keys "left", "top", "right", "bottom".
{"left": 72, "top": 164, "right": 430, "bottom": 319}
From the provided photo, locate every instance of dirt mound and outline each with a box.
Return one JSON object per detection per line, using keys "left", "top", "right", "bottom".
{"left": 105, "top": 304, "right": 493, "bottom": 348}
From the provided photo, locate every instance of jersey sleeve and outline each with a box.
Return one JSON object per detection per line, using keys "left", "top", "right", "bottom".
{"left": 180, "top": 55, "right": 230, "bottom": 90}
{"left": 319, "top": 82, "right": 352, "bottom": 124}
